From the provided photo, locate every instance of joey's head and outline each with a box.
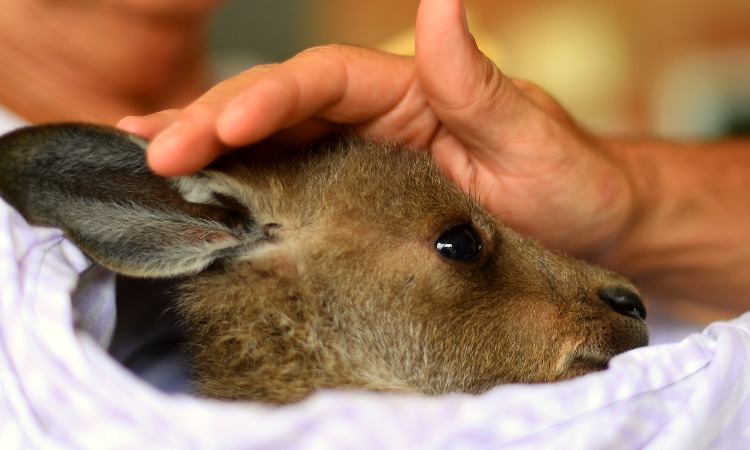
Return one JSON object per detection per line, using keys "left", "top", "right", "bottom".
{"left": 0, "top": 124, "right": 647, "bottom": 404}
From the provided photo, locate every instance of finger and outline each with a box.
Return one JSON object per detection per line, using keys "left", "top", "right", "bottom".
{"left": 117, "top": 110, "right": 181, "bottom": 139}
{"left": 148, "top": 45, "right": 417, "bottom": 175}
{"left": 216, "top": 45, "right": 416, "bottom": 147}
{"left": 143, "top": 66, "right": 284, "bottom": 175}
{"left": 146, "top": 104, "right": 229, "bottom": 176}
{"left": 415, "top": 0, "right": 534, "bottom": 150}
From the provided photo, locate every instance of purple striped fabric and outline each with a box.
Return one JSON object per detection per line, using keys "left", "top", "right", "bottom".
{"left": 1, "top": 117, "right": 750, "bottom": 448}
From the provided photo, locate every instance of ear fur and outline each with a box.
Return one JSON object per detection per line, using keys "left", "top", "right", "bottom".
{"left": 0, "top": 123, "right": 262, "bottom": 277}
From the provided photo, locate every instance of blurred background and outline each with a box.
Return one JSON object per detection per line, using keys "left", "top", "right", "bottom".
{"left": 209, "top": 0, "right": 750, "bottom": 139}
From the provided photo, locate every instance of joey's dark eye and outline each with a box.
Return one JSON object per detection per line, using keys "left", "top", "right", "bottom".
{"left": 435, "top": 224, "right": 483, "bottom": 260}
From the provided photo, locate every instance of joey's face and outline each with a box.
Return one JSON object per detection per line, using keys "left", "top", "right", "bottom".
{"left": 178, "top": 137, "right": 648, "bottom": 401}
{"left": 301, "top": 145, "right": 649, "bottom": 395}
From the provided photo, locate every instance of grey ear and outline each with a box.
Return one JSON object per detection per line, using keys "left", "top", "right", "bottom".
{"left": 0, "top": 123, "right": 262, "bottom": 278}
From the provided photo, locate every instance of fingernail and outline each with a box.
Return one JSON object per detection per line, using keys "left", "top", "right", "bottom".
{"left": 149, "top": 121, "right": 181, "bottom": 152}
{"left": 219, "top": 94, "right": 247, "bottom": 129}
{"left": 217, "top": 93, "right": 254, "bottom": 144}
{"left": 116, "top": 116, "right": 139, "bottom": 133}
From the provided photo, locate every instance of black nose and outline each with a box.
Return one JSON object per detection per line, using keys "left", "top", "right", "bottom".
{"left": 599, "top": 286, "right": 646, "bottom": 320}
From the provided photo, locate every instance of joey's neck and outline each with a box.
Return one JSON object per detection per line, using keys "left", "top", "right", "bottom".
{"left": 0, "top": 1, "right": 215, "bottom": 125}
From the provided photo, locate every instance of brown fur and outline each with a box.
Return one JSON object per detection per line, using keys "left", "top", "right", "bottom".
{"left": 0, "top": 125, "right": 648, "bottom": 404}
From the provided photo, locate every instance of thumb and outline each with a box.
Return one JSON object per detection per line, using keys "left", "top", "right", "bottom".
{"left": 415, "top": 0, "right": 532, "bottom": 150}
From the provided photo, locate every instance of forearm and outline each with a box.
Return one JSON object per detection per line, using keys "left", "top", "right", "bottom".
{"left": 598, "top": 138, "right": 750, "bottom": 318}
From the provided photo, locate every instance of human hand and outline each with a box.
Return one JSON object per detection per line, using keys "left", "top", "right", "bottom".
{"left": 118, "top": 0, "right": 636, "bottom": 258}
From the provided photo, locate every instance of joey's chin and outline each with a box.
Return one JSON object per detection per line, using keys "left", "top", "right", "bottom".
{"left": 556, "top": 353, "right": 611, "bottom": 380}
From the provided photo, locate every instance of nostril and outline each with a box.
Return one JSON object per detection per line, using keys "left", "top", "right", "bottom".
{"left": 598, "top": 286, "right": 647, "bottom": 321}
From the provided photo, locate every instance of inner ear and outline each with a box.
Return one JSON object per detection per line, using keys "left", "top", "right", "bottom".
{"left": 182, "top": 193, "right": 252, "bottom": 233}
{"left": 171, "top": 175, "right": 251, "bottom": 228}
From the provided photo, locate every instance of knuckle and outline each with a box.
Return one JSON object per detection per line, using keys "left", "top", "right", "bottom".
{"left": 510, "top": 77, "right": 570, "bottom": 119}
